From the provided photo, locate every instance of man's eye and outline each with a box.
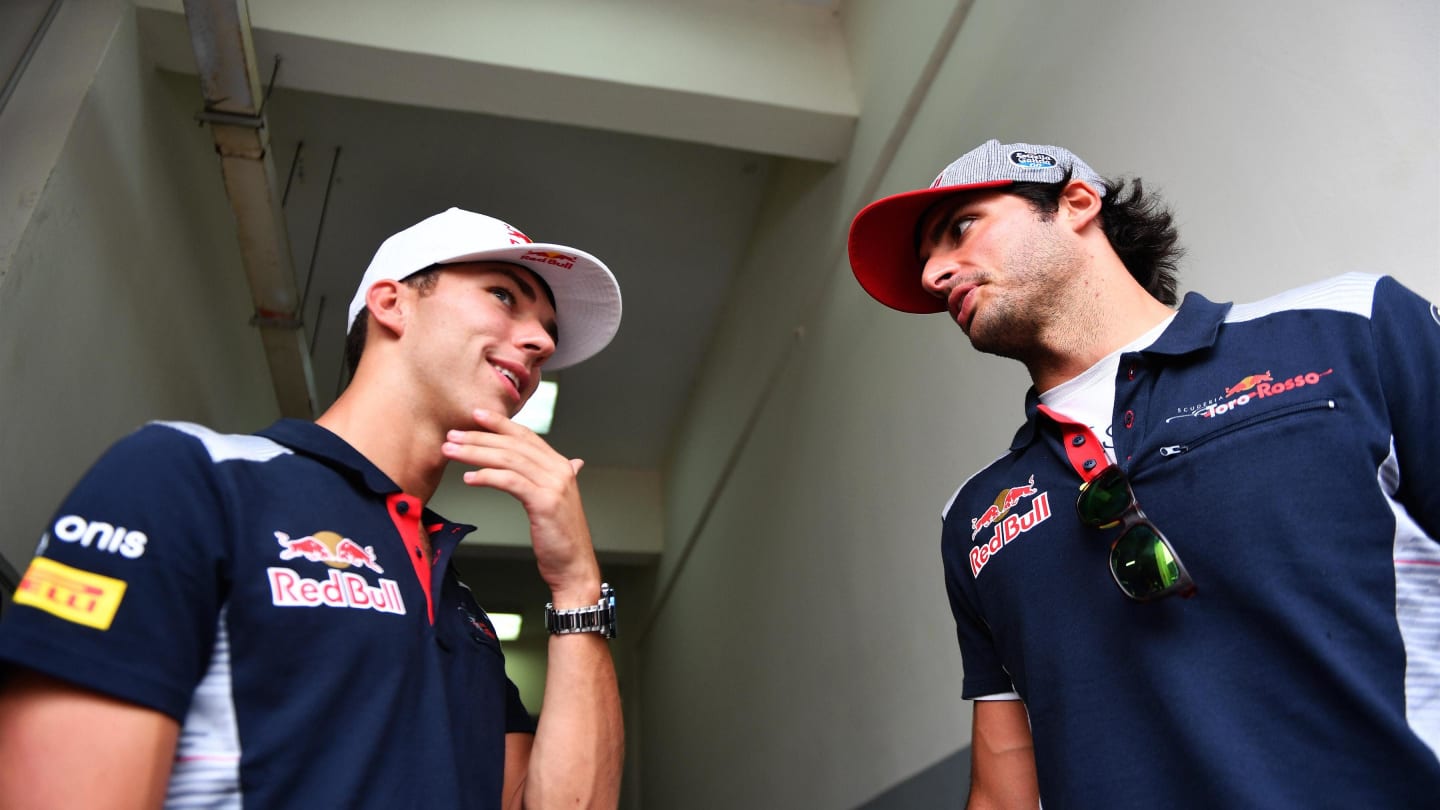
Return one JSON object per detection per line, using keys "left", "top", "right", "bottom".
{"left": 490, "top": 287, "right": 515, "bottom": 306}
{"left": 951, "top": 217, "right": 975, "bottom": 240}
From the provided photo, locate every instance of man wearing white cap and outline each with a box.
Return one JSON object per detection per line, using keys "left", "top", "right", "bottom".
{"left": 0, "top": 208, "right": 625, "bottom": 808}
{"left": 849, "top": 141, "right": 1440, "bottom": 807}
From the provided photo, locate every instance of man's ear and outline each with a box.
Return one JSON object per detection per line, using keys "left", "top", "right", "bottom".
{"left": 365, "top": 280, "right": 408, "bottom": 338}
{"left": 1058, "top": 180, "right": 1103, "bottom": 233}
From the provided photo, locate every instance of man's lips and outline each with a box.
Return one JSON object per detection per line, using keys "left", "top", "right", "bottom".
{"left": 489, "top": 358, "right": 530, "bottom": 400}
{"left": 947, "top": 283, "right": 979, "bottom": 331}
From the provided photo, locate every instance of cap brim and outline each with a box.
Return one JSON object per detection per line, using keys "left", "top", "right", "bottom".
{"left": 435, "top": 242, "right": 622, "bottom": 370}
{"left": 848, "top": 179, "right": 1013, "bottom": 313}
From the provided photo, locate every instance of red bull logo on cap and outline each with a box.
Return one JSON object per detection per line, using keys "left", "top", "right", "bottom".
{"left": 520, "top": 249, "right": 577, "bottom": 270}
{"left": 505, "top": 225, "right": 531, "bottom": 245}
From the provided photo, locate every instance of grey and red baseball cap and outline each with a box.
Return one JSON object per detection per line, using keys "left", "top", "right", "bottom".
{"left": 348, "top": 207, "right": 622, "bottom": 370}
{"left": 848, "top": 139, "right": 1108, "bottom": 313}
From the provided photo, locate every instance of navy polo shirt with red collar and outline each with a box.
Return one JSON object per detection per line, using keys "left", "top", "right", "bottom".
{"left": 941, "top": 274, "right": 1440, "bottom": 807}
{"left": 0, "top": 418, "right": 535, "bottom": 809}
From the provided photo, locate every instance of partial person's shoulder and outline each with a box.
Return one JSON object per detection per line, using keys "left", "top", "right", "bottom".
{"left": 941, "top": 449, "right": 1015, "bottom": 522}
{"left": 146, "top": 421, "right": 291, "bottom": 464}
{"left": 1225, "top": 272, "right": 1383, "bottom": 324}
{"left": 100, "top": 421, "right": 291, "bottom": 473}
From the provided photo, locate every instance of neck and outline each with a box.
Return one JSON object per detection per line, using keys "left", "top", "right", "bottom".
{"left": 316, "top": 374, "right": 449, "bottom": 502}
{"left": 1025, "top": 269, "right": 1175, "bottom": 394}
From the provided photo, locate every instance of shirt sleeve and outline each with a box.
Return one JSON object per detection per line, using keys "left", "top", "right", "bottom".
{"left": 941, "top": 511, "right": 1018, "bottom": 700}
{"left": 1370, "top": 276, "right": 1440, "bottom": 541}
{"left": 0, "top": 423, "right": 229, "bottom": 721}
{"left": 504, "top": 677, "right": 537, "bottom": 734}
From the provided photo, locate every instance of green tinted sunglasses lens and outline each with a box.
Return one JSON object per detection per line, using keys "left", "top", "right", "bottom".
{"left": 1110, "top": 524, "right": 1183, "bottom": 598}
{"left": 1078, "top": 468, "right": 1132, "bottom": 526}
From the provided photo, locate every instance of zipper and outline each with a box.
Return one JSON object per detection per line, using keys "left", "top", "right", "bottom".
{"left": 1158, "top": 398, "right": 1335, "bottom": 459}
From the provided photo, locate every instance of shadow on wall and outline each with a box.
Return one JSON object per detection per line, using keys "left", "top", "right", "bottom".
{"left": 853, "top": 747, "right": 970, "bottom": 810}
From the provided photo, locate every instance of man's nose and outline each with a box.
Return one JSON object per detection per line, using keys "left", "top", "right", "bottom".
{"left": 920, "top": 254, "right": 956, "bottom": 299}
{"left": 517, "top": 318, "right": 556, "bottom": 359}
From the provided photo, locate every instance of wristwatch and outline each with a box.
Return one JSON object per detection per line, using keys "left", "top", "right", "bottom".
{"left": 545, "top": 583, "right": 617, "bottom": 639}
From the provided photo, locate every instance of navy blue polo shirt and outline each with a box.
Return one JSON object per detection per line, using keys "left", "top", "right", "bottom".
{"left": 942, "top": 274, "right": 1440, "bottom": 807}
{"left": 0, "top": 419, "right": 535, "bottom": 809}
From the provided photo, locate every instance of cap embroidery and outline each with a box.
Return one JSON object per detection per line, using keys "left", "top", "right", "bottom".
{"left": 1009, "top": 150, "right": 1057, "bottom": 169}
{"left": 520, "top": 249, "right": 578, "bottom": 270}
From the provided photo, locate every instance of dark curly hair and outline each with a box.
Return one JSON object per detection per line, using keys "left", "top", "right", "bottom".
{"left": 1007, "top": 169, "right": 1184, "bottom": 305}
{"left": 341, "top": 265, "right": 441, "bottom": 383}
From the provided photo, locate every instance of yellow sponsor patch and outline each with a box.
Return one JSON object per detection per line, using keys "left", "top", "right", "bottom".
{"left": 13, "top": 557, "right": 127, "bottom": 630}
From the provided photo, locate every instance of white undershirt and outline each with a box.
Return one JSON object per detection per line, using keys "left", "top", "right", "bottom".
{"left": 1036, "top": 314, "right": 1174, "bottom": 464}
{"left": 973, "top": 314, "right": 1175, "bottom": 703}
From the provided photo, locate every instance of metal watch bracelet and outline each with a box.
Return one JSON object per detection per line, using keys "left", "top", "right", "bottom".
{"left": 544, "top": 583, "right": 617, "bottom": 639}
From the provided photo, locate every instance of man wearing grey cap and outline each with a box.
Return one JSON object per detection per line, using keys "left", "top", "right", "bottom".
{"left": 0, "top": 208, "right": 624, "bottom": 808}
{"left": 849, "top": 140, "right": 1440, "bottom": 807}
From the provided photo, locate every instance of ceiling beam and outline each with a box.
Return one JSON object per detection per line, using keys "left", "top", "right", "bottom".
{"left": 141, "top": 0, "right": 857, "bottom": 162}
{"left": 181, "top": 0, "right": 317, "bottom": 418}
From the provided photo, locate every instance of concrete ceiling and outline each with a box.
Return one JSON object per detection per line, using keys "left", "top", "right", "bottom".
{"left": 137, "top": 0, "right": 856, "bottom": 473}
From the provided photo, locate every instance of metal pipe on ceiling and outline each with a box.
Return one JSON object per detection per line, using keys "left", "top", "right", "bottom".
{"left": 181, "top": 0, "right": 317, "bottom": 418}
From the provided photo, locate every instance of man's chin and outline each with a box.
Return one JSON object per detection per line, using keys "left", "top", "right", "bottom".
{"left": 966, "top": 325, "right": 1029, "bottom": 362}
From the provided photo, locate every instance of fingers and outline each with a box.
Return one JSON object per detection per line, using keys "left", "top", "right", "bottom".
{"left": 468, "top": 408, "right": 528, "bottom": 436}
{"left": 445, "top": 414, "right": 597, "bottom": 595}
{"left": 441, "top": 439, "right": 564, "bottom": 492}
{"left": 440, "top": 409, "right": 580, "bottom": 501}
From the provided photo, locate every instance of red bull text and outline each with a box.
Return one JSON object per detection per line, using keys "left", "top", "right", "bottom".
{"left": 969, "top": 492, "right": 1052, "bottom": 578}
{"left": 267, "top": 568, "right": 406, "bottom": 615}
{"left": 520, "top": 250, "right": 577, "bottom": 270}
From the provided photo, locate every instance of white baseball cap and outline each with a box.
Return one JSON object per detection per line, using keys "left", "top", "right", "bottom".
{"left": 348, "top": 208, "right": 622, "bottom": 369}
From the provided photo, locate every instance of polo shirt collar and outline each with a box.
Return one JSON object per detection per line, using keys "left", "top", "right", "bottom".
{"left": 259, "top": 418, "right": 400, "bottom": 495}
{"left": 258, "top": 419, "right": 477, "bottom": 538}
{"left": 1008, "top": 291, "right": 1234, "bottom": 450}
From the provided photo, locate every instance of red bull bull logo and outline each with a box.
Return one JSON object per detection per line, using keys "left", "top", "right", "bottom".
{"left": 275, "top": 531, "right": 383, "bottom": 574}
{"left": 270, "top": 530, "right": 401, "bottom": 614}
{"left": 969, "top": 492, "right": 1052, "bottom": 578}
{"left": 519, "top": 249, "right": 577, "bottom": 270}
{"left": 971, "top": 476, "right": 1038, "bottom": 541}
{"left": 505, "top": 226, "right": 531, "bottom": 245}
{"left": 1224, "top": 371, "right": 1272, "bottom": 397}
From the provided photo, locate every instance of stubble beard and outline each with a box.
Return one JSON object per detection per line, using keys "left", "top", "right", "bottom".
{"left": 964, "top": 222, "right": 1090, "bottom": 367}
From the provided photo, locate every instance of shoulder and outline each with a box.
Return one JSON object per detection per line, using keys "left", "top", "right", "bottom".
{"left": 1224, "top": 273, "right": 1381, "bottom": 324}
{"left": 140, "top": 421, "right": 291, "bottom": 464}
{"left": 79, "top": 422, "right": 293, "bottom": 494}
{"left": 941, "top": 449, "right": 1016, "bottom": 521}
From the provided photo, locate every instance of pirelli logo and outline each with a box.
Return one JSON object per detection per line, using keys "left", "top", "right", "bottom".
{"left": 14, "top": 558, "right": 127, "bottom": 630}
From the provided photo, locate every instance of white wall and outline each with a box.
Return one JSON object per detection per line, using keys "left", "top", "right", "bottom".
{"left": 0, "top": 2, "right": 278, "bottom": 574}
{"left": 430, "top": 464, "right": 663, "bottom": 556}
{"left": 639, "top": 0, "right": 1439, "bottom": 807}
